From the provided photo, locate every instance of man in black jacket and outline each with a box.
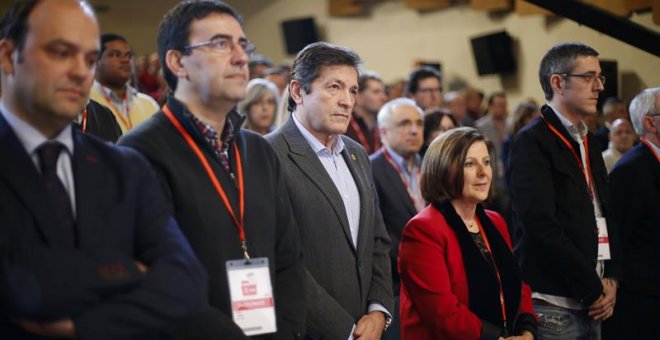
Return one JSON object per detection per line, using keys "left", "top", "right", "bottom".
{"left": 119, "top": 1, "right": 305, "bottom": 339}
{"left": 507, "top": 42, "right": 621, "bottom": 339}
{"left": 606, "top": 87, "right": 660, "bottom": 339}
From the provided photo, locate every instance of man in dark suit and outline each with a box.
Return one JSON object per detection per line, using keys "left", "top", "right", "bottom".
{"left": 0, "top": 1, "right": 207, "bottom": 339}
{"left": 369, "top": 97, "right": 424, "bottom": 340}
{"left": 73, "top": 99, "right": 123, "bottom": 143}
{"left": 507, "top": 42, "right": 621, "bottom": 339}
{"left": 606, "top": 87, "right": 660, "bottom": 339}
{"left": 266, "top": 42, "right": 393, "bottom": 340}
{"left": 119, "top": 1, "right": 305, "bottom": 339}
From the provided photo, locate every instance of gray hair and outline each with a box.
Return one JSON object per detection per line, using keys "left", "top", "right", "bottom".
{"left": 237, "top": 78, "right": 280, "bottom": 117}
{"left": 629, "top": 87, "right": 660, "bottom": 135}
{"left": 377, "top": 97, "right": 424, "bottom": 128}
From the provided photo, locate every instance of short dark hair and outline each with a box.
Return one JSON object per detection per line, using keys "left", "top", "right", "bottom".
{"left": 99, "top": 33, "right": 127, "bottom": 56}
{"left": 406, "top": 66, "right": 441, "bottom": 95}
{"left": 0, "top": 0, "right": 41, "bottom": 54}
{"left": 157, "top": 0, "right": 242, "bottom": 91}
{"left": 1, "top": 0, "right": 95, "bottom": 60}
{"left": 358, "top": 71, "right": 383, "bottom": 93}
{"left": 288, "top": 41, "right": 362, "bottom": 111}
{"left": 539, "top": 42, "right": 599, "bottom": 101}
{"left": 423, "top": 109, "right": 458, "bottom": 145}
{"left": 487, "top": 91, "right": 506, "bottom": 106}
{"left": 421, "top": 127, "right": 493, "bottom": 204}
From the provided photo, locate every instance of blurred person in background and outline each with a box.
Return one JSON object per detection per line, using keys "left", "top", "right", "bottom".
{"left": 238, "top": 78, "right": 279, "bottom": 135}
{"left": 601, "top": 118, "right": 635, "bottom": 173}
{"left": 420, "top": 109, "right": 457, "bottom": 157}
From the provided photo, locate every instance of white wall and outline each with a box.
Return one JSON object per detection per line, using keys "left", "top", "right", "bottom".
{"left": 238, "top": 0, "right": 660, "bottom": 106}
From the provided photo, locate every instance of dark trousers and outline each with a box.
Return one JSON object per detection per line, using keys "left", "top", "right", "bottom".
{"left": 603, "top": 287, "right": 660, "bottom": 339}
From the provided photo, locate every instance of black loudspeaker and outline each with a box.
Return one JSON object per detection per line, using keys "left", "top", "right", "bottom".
{"left": 598, "top": 60, "right": 618, "bottom": 111}
{"left": 470, "top": 31, "right": 516, "bottom": 76}
{"left": 281, "top": 17, "right": 319, "bottom": 55}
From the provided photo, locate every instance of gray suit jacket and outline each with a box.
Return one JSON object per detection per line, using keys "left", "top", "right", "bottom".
{"left": 266, "top": 117, "right": 393, "bottom": 340}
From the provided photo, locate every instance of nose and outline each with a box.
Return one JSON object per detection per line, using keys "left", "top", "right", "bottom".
{"left": 338, "top": 89, "right": 354, "bottom": 111}
{"left": 231, "top": 43, "right": 249, "bottom": 67}
{"left": 70, "top": 55, "right": 93, "bottom": 83}
{"left": 594, "top": 77, "right": 605, "bottom": 92}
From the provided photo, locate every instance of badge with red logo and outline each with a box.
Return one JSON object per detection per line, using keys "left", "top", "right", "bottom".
{"left": 226, "top": 257, "right": 276, "bottom": 336}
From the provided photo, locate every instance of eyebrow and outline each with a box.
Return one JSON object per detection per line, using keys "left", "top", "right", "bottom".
{"left": 44, "top": 39, "right": 99, "bottom": 54}
{"left": 205, "top": 33, "right": 248, "bottom": 43}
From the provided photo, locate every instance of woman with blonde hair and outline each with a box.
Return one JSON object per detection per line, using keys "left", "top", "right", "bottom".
{"left": 237, "top": 78, "right": 279, "bottom": 135}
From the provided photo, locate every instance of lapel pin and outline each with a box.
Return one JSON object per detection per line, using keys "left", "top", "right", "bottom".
{"left": 351, "top": 154, "right": 356, "bottom": 161}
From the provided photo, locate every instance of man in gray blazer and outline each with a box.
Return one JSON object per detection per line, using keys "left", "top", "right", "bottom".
{"left": 266, "top": 42, "right": 393, "bottom": 340}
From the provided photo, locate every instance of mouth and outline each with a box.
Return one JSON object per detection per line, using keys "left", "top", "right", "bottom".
{"left": 332, "top": 112, "right": 350, "bottom": 119}
{"left": 60, "top": 88, "right": 86, "bottom": 98}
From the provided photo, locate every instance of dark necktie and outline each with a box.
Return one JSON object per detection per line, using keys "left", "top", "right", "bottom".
{"left": 36, "top": 141, "right": 75, "bottom": 247}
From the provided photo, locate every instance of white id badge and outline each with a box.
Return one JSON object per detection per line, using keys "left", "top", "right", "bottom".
{"left": 596, "top": 217, "right": 611, "bottom": 260}
{"left": 226, "top": 257, "right": 277, "bottom": 336}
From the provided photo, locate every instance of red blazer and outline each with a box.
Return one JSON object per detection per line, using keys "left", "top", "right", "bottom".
{"left": 399, "top": 203, "right": 535, "bottom": 340}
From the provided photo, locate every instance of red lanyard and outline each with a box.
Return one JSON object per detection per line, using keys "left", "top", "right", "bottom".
{"left": 81, "top": 108, "right": 88, "bottom": 133}
{"left": 542, "top": 115, "right": 594, "bottom": 199}
{"left": 381, "top": 147, "right": 421, "bottom": 211}
{"left": 640, "top": 136, "right": 660, "bottom": 163}
{"left": 100, "top": 84, "right": 132, "bottom": 130}
{"left": 163, "top": 105, "right": 249, "bottom": 259}
{"left": 350, "top": 117, "right": 380, "bottom": 153}
{"left": 476, "top": 218, "right": 508, "bottom": 334}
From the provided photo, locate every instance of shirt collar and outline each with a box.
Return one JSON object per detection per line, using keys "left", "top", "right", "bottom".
{"left": 94, "top": 80, "right": 137, "bottom": 102}
{"left": 184, "top": 109, "right": 235, "bottom": 155}
{"left": 547, "top": 103, "right": 588, "bottom": 142}
{"left": 384, "top": 144, "right": 420, "bottom": 174}
{"left": 292, "top": 112, "right": 344, "bottom": 155}
{"left": 0, "top": 102, "right": 74, "bottom": 156}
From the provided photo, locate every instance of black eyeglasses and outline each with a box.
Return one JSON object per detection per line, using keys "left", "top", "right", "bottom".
{"left": 183, "top": 35, "right": 255, "bottom": 58}
{"left": 559, "top": 72, "right": 606, "bottom": 85}
{"left": 648, "top": 113, "right": 660, "bottom": 117}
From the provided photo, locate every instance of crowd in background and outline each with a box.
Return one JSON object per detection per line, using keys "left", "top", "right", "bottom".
{"left": 1, "top": 1, "right": 658, "bottom": 340}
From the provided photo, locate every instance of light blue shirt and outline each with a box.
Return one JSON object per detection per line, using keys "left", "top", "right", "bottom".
{"left": 292, "top": 113, "right": 391, "bottom": 336}
{"left": 0, "top": 103, "right": 77, "bottom": 216}
{"left": 383, "top": 145, "right": 424, "bottom": 212}
{"left": 292, "top": 113, "right": 361, "bottom": 247}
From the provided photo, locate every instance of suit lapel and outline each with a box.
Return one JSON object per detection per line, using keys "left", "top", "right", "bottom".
{"left": 0, "top": 114, "right": 69, "bottom": 245}
{"left": 282, "top": 119, "right": 355, "bottom": 250}
{"left": 340, "top": 139, "right": 370, "bottom": 254}
{"left": 71, "top": 132, "right": 110, "bottom": 248}
{"left": 379, "top": 152, "right": 417, "bottom": 216}
{"left": 542, "top": 105, "right": 593, "bottom": 198}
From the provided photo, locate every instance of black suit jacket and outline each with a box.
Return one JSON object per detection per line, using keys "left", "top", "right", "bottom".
{"left": 266, "top": 118, "right": 393, "bottom": 340}
{"left": 0, "top": 113, "right": 207, "bottom": 339}
{"left": 369, "top": 149, "right": 418, "bottom": 296}
{"left": 608, "top": 141, "right": 660, "bottom": 295}
{"left": 506, "top": 105, "right": 621, "bottom": 306}
{"left": 119, "top": 96, "right": 305, "bottom": 340}
{"left": 72, "top": 99, "right": 123, "bottom": 143}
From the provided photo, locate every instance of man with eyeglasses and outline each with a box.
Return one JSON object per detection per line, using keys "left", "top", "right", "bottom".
{"left": 507, "top": 42, "right": 621, "bottom": 339}
{"left": 90, "top": 34, "right": 159, "bottom": 133}
{"left": 606, "top": 87, "right": 660, "bottom": 339}
{"left": 119, "top": 1, "right": 305, "bottom": 339}
{"left": 406, "top": 66, "right": 443, "bottom": 113}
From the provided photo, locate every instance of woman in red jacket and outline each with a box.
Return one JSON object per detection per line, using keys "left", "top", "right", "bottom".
{"left": 399, "top": 127, "right": 536, "bottom": 340}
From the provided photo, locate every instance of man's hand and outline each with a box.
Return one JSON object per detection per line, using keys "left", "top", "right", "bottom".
{"left": 135, "top": 260, "right": 148, "bottom": 274}
{"left": 15, "top": 318, "right": 76, "bottom": 338}
{"left": 353, "top": 311, "right": 386, "bottom": 340}
{"left": 589, "top": 278, "right": 618, "bottom": 320}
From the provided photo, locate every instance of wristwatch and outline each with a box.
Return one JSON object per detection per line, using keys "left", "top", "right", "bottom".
{"left": 383, "top": 313, "right": 392, "bottom": 332}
